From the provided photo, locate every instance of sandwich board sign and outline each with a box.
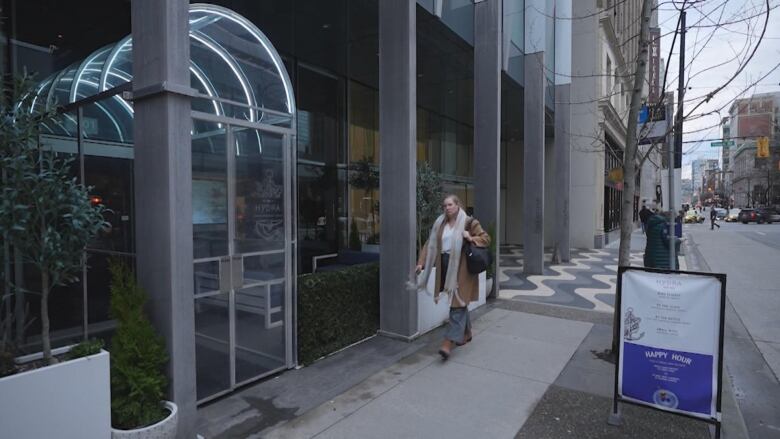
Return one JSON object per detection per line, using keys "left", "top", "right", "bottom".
{"left": 612, "top": 267, "right": 726, "bottom": 437}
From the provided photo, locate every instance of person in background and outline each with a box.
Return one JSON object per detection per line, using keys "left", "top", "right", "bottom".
{"left": 644, "top": 210, "right": 680, "bottom": 269}
{"left": 710, "top": 206, "right": 720, "bottom": 230}
{"left": 416, "top": 194, "right": 490, "bottom": 360}
{"left": 639, "top": 201, "right": 653, "bottom": 234}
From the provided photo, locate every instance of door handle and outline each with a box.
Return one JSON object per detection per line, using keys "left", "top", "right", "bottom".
{"left": 219, "top": 256, "right": 231, "bottom": 294}
{"left": 231, "top": 255, "right": 243, "bottom": 290}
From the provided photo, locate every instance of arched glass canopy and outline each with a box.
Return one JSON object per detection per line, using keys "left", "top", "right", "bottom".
{"left": 33, "top": 3, "right": 296, "bottom": 142}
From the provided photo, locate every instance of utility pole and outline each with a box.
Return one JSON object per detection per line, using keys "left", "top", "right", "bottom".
{"left": 670, "top": 10, "right": 686, "bottom": 268}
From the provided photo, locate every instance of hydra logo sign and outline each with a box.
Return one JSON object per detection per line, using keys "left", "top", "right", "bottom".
{"left": 623, "top": 307, "right": 644, "bottom": 341}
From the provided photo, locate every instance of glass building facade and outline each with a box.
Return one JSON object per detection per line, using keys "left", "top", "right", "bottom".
{"left": 2, "top": 0, "right": 565, "bottom": 405}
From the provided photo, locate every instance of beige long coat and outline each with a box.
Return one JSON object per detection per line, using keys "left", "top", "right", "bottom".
{"left": 417, "top": 217, "right": 491, "bottom": 307}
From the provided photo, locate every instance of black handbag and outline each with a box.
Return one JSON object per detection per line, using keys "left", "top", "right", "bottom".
{"left": 464, "top": 242, "right": 492, "bottom": 274}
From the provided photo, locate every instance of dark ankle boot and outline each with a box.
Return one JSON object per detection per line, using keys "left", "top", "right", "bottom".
{"left": 456, "top": 329, "right": 473, "bottom": 346}
{"left": 438, "top": 340, "right": 454, "bottom": 360}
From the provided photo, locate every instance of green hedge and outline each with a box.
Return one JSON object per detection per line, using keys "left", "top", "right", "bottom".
{"left": 297, "top": 262, "right": 379, "bottom": 366}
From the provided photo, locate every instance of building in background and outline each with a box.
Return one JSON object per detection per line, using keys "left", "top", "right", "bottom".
{"left": 690, "top": 158, "right": 719, "bottom": 204}
{"left": 638, "top": 0, "right": 664, "bottom": 211}
{"left": 729, "top": 92, "right": 780, "bottom": 207}
{"left": 681, "top": 178, "right": 693, "bottom": 205}
{"left": 570, "top": 0, "right": 647, "bottom": 248}
{"left": 720, "top": 116, "right": 733, "bottom": 199}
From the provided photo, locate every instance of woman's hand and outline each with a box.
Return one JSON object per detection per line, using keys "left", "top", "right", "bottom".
{"left": 462, "top": 230, "right": 472, "bottom": 242}
{"left": 416, "top": 264, "right": 423, "bottom": 274}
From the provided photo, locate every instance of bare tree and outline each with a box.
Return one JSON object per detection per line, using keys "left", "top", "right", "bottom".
{"left": 618, "top": 0, "right": 653, "bottom": 267}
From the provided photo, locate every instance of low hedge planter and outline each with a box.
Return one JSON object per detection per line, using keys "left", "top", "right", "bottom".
{"left": 0, "top": 349, "right": 111, "bottom": 439}
{"left": 297, "top": 262, "right": 380, "bottom": 365}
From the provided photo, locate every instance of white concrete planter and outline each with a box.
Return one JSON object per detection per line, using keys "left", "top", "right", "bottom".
{"left": 0, "top": 349, "right": 111, "bottom": 439}
{"left": 417, "top": 267, "right": 486, "bottom": 335}
{"left": 111, "top": 401, "right": 178, "bottom": 439}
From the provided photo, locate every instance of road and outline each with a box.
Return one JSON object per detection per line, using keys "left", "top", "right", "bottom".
{"left": 684, "top": 220, "right": 780, "bottom": 438}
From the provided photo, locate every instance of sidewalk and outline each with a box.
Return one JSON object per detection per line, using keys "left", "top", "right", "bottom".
{"left": 262, "top": 308, "right": 591, "bottom": 439}
{"left": 197, "top": 230, "right": 749, "bottom": 438}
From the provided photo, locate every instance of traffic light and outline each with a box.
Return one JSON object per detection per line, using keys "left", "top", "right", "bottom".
{"left": 757, "top": 136, "right": 770, "bottom": 158}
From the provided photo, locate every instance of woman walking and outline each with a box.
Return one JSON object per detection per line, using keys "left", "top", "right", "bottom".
{"left": 416, "top": 194, "right": 490, "bottom": 360}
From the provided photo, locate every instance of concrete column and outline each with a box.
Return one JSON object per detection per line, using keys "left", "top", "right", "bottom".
{"left": 523, "top": 0, "right": 546, "bottom": 274}
{"left": 553, "top": 86, "right": 571, "bottom": 262}
{"left": 569, "top": 0, "right": 599, "bottom": 249}
{"left": 378, "top": 0, "right": 417, "bottom": 339}
{"left": 554, "top": 0, "right": 572, "bottom": 262}
{"left": 474, "top": 0, "right": 501, "bottom": 295}
{"left": 131, "top": 1, "right": 197, "bottom": 437}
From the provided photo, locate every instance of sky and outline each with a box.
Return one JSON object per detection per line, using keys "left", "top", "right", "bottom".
{"left": 657, "top": 0, "right": 780, "bottom": 179}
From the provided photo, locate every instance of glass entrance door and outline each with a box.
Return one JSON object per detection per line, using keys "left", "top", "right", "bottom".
{"left": 193, "top": 120, "right": 291, "bottom": 402}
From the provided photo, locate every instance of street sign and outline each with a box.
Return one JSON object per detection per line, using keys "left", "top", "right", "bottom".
{"left": 710, "top": 141, "right": 734, "bottom": 147}
{"left": 613, "top": 267, "right": 726, "bottom": 434}
{"left": 637, "top": 104, "right": 669, "bottom": 145}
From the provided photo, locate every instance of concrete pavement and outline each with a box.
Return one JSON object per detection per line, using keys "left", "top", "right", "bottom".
{"left": 261, "top": 308, "right": 591, "bottom": 439}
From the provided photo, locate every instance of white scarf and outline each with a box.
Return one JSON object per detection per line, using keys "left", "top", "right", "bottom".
{"left": 416, "top": 209, "right": 468, "bottom": 304}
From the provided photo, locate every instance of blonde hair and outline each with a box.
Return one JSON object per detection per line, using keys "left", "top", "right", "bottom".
{"left": 442, "top": 194, "right": 462, "bottom": 208}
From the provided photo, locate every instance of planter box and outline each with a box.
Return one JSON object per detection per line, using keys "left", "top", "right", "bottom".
{"left": 417, "top": 268, "right": 486, "bottom": 335}
{"left": 112, "top": 401, "right": 178, "bottom": 439}
{"left": 0, "top": 349, "right": 111, "bottom": 439}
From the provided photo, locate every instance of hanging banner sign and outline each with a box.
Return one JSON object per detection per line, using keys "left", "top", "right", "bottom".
{"left": 614, "top": 267, "right": 726, "bottom": 425}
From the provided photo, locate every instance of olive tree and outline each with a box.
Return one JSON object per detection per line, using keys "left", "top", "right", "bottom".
{"left": 0, "top": 78, "right": 105, "bottom": 364}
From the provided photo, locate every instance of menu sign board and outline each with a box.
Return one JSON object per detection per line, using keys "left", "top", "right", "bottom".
{"left": 615, "top": 268, "right": 725, "bottom": 422}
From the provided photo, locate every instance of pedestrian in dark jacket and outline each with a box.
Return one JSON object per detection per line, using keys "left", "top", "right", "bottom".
{"left": 710, "top": 207, "right": 720, "bottom": 230}
{"left": 644, "top": 212, "right": 679, "bottom": 269}
{"left": 639, "top": 202, "right": 653, "bottom": 233}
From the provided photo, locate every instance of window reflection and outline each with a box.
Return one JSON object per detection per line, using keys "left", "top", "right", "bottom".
{"left": 348, "top": 82, "right": 380, "bottom": 248}
{"left": 192, "top": 121, "right": 228, "bottom": 260}
{"left": 417, "top": 3, "right": 474, "bottom": 185}
{"left": 297, "top": 65, "right": 345, "bottom": 272}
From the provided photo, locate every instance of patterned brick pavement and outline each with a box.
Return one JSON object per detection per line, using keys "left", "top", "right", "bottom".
{"left": 498, "top": 245, "right": 645, "bottom": 313}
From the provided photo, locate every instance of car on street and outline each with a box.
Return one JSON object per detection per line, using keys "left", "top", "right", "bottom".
{"left": 758, "top": 207, "right": 780, "bottom": 223}
{"left": 739, "top": 208, "right": 778, "bottom": 224}
{"left": 725, "top": 208, "right": 741, "bottom": 222}
{"left": 714, "top": 207, "right": 728, "bottom": 220}
{"left": 684, "top": 210, "right": 704, "bottom": 224}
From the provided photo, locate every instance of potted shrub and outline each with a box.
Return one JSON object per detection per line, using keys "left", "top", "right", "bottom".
{"left": 108, "top": 259, "right": 177, "bottom": 438}
{"left": 416, "top": 161, "right": 443, "bottom": 252}
{"left": 0, "top": 77, "right": 110, "bottom": 438}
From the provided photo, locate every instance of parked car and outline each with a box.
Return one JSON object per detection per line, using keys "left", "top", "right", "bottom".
{"left": 684, "top": 210, "right": 704, "bottom": 224}
{"left": 714, "top": 208, "right": 727, "bottom": 220}
{"left": 757, "top": 207, "right": 780, "bottom": 223}
{"left": 738, "top": 209, "right": 757, "bottom": 223}
{"left": 739, "top": 208, "right": 778, "bottom": 224}
{"left": 725, "top": 208, "right": 741, "bottom": 222}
